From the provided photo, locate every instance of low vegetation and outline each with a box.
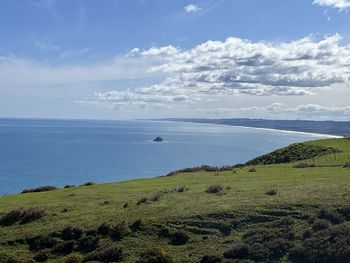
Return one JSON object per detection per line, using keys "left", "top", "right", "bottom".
{"left": 21, "top": 185, "right": 57, "bottom": 194}
{"left": 0, "top": 138, "right": 349, "bottom": 262}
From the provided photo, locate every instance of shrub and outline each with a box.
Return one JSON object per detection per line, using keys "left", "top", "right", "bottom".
{"left": 83, "top": 246, "right": 123, "bottom": 262}
{"left": 206, "top": 185, "right": 223, "bottom": 194}
{"left": 27, "top": 235, "right": 59, "bottom": 251}
{"left": 123, "top": 203, "right": 128, "bottom": 208}
{"left": 130, "top": 219, "right": 143, "bottom": 232}
{"left": 248, "top": 167, "right": 257, "bottom": 172}
{"left": 312, "top": 219, "right": 331, "bottom": 231}
{"left": 343, "top": 162, "right": 350, "bottom": 168}
{"left": 33, "top": 251, "right": 50, "bottom": 262}
{"left": 136, "top": 249, "right": 173, "bottom": 263}
{"left": 200, "top": 255, "right": 222, "bottom": 263}
{"left": 97, "top": 223, "right": 113, "bottom": 236}
{"left": 110, "top": 221, "right": 131, "bottom": 240}
{"left": 337, "top": 205, "right": 350, "bottom": 220}
{"left": 78, "top": 236, "right": 99, "bottom": 252}
{"left": 64, "top": 185, "right": 76, "bottom": 189}
{"left": 65, "top": 253, "right": 82, "bottom": 263}
{"left": 137, "top": 197, "right": 148, "bottom": 205}
{"left": 317, "top": 207, "right": 343, "bottom": 224}
{"left": 152, "top": 192, "right": 163, "bottom": 202}
{"left": 0, "top": 206, "right": 46, "bottom": 226}
{"left": 21, "top": 185, "right": 57, "bottom": 194}
{"left": 80, "top": 182, "right": 95, "bottom": 186}
{"left": 169, "top": 230, "right": 189, "bottom": 245}
{"left": 61, "top": 226, "right": 84, "bottom": 240}
{"left": 223, "top": 243, "right": 250, "bottom": 259}
{"left": 266, "top": 189, "right": 278, "bottom": 196}
{"left": 290, "top": 223, "right": 350, "bottom": 263}
{"left": 51, "top": 240, "right": 76, "bottom": 255}
{"left": 176, "top": 186, "right": 188, "bottom": 192}
{"left": 293, "top": 163, "right": 315, "bottom": 168}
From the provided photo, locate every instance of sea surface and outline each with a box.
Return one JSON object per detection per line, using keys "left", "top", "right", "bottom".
{"left": 0, "top": 118, "right": 332, "bottom": 195}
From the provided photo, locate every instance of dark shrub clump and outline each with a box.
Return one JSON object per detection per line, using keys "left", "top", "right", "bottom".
{"left": 266, "top": 189, "right": 278, "bottom": 196}
{"left": 97, "top": 223, "right": 113, "bottom": 236}
{"left": 33, "top": 251, "right": 50, "bottom": 262}
{"left": 27, "top": 234, "right": 59, "bottom": 251}
{"left": 0, "top": 206, "right": 46, "bottom": 226}
{"left": 151, "top": 192, "right": 163, "bottom": 202}
{"left": 312, "top": 219, "right": 331, "bottom": 231}
{"left": 61, "top": 226, "right": 84, "bottom": 240}
{"left": 0, "top": 254, "right": 22, "bottom": 263}
{"left": 290, "top": 223, "right": 350, "bottom": 263}
{"left": 137, "top": 197, "right": 148, "bottom": 205}
{"left": 206, "top": 185, "right": 223, "bottom": 194}
{"left": 248, "top": 167, "right": 257, "bottom": 172}
{"left": 130, "top": 219, "right": 143, "bottom": 232}
{"left": 224, "top": 243, "right": 250, "bottom": 260}
{"left": 136, "top": 249, "right": 173, "bottom": 263}
{"left": 80, "top": 182, "right": 95, "bottom": 186}
{"left": 176, "top": 186, "right": 188, "bottom": 192}
{"left": 83, "top": 246, "right": 123, "bottom": 262}
{"left": 200, "top": 255, "right": 222, "bottom": 263}
{"left": 21, "top": 185, "right": 57, "bottom": 194}
{"left": 169, "top": 230, "right": 189, "bottom": 245}
{"left": 317, "top": 207, "right": 343, "bottom": 224}
{"left": 337, "top": 205, "right": 350, "bottom": 220}
{"left": 78, "top": 236, "right": 99, "bottom": 252}
{"left": 51, "top": 240, "right": 76, "bottom": 255}
{"left": 110, "top": 221, "right": 131, "bottom": 240}
{"left": 343, "top": 162, "right": 350, "bottom": 168}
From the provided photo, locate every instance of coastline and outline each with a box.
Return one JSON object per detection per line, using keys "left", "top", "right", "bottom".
{"left": 153, "top": 119, "right": 343, "bottom": 139}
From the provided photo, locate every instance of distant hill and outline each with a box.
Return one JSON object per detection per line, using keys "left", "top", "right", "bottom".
{"left": 160, "top": 118, "right": 350, "bottom": 136}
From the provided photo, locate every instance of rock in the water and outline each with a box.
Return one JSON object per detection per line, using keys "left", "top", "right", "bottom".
{"left": 153, "top": 136, "right": 163, "bottom": 142}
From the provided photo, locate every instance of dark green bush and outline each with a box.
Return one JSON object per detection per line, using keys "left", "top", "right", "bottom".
{"left": 169, "top": 230, "right": 189, "bottom": 245}
{"left": 0, "top": 254, "right": 22, "bottom": 263}
{"left": 265, "top": 189, "right": 278, "bottom": 196}
{"left": 110, "top": 221, "right": 131, "bottom": 240}
{"left": 137, "top": 197, "right": 148, "bottom": 205}
{"left": 80, "top": 182, "right": 95, "bottom": 186}
{"left": 248, "top": 167, "right": 257, "bottom": 172}
{"left": 61, "top": 226, "right": 84, "bottom": 240}
{"left": 224, "top": 243, "right": 250, "bottom": 259}
{"left": 290, "top": 223, "right": 350, "bottom": 263}
{"left": 312, "top": 219, "right": 331, "bottom": 231}
{"left": 136, "top": 249, "right": 173, "bottom": 263}
{"left": 64, "top": 185, "right": 76, "bottom": 189}
{"left": 27, "top": 235, "right": 59, "bottom": 251}
{"left": 33, "top": 251, "right": 50, "bottom": 262}
{"left": 51, "top": 241, "right": 76, "bottom": 255}
{"left": 83, "top": 246, "right": 123, "bottom": 262}
{"left": 97, "top": 223, "right": 113, "bottom": 236}
{"left": 21, "top": 186, "right": 57, "bottom": 194}
{"left": 200, "top": 255, "right": 222, "bottom": 263}
{"left": 130, "top": 219, "right": 143, "bottom": 232}
{"left": 317, "top": 207, "right": 343, "bottom": 224}
{"left": 338, "top": 205, "right": 350, "bottom": 220}
{"left": 176, "top": 186, "right": 188, "bottom": 192}
{"left": 152, "top": 192, "right": 163, "bottom": 202}
{"left": 77, "top": 236, "right": 99, "bottom": 252}
{"left": 343, "top": 162, "right": 350, "bottom": 168}
{"left": 206, "top": 185, "right": 223, "bottom": 194}
{"left": 65, "top": 253, "right": 82, "bottom": 263}
{"left": 0, "top": 206, "right": 46, "bottom": 226}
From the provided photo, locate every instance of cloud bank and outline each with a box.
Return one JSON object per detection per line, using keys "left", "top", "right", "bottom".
{"left": 89, "top": 34, "right": 350, "bottom": 111}
{"left": 313, "top": 0, "right": 350, "bottom": 9}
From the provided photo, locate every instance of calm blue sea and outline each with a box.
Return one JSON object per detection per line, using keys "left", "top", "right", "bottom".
{"left": 0, "top": 118, "right": 330, "bottom": 195}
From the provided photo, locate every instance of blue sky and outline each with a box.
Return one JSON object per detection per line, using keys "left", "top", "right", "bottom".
{"left": 1, "top": 0, "right": 350, "bottom": 120}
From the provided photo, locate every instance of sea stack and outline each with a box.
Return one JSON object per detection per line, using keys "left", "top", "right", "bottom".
{"left": 153, "top": 136, "right": 163, "bottom": 142}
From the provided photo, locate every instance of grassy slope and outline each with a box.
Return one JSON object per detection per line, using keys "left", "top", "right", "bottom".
{"left": 0, "top": 138, "right": 350, "bottom": 262}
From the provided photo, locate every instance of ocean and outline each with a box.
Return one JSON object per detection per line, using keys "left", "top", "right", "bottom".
{"left": 0, "top": 118, "right": 332, "bottom": 195}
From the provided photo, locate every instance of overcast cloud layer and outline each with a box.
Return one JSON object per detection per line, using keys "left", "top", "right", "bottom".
{"left": 84, "top": 34, "right": 350, "bottom": 117}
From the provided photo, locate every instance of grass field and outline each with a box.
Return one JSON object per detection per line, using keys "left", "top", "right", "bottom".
{"left": 0, "top": 138, "right": 350, "bottom": 263}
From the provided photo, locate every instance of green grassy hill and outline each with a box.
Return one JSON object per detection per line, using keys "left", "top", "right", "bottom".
{"left": 1, "top": 138, "right": 350, "bottom": 263}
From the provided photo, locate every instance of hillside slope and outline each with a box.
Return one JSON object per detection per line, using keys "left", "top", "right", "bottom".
{"left": 0, "top": 138, "right": 350, "bottom": 263}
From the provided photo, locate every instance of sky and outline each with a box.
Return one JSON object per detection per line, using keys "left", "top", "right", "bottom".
{"left": 0, "top": 0, "right": 350, "bottom": 120}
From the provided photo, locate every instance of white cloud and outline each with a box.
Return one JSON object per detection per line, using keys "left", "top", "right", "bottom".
{"left": 313, "top": 0, "right": 350, "bottom": 9}
{"left": 106, "top": 34, "right": 350, "bottom": 112}
{"left": 184, "top": 4, "right": 202, "bottom": 13}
